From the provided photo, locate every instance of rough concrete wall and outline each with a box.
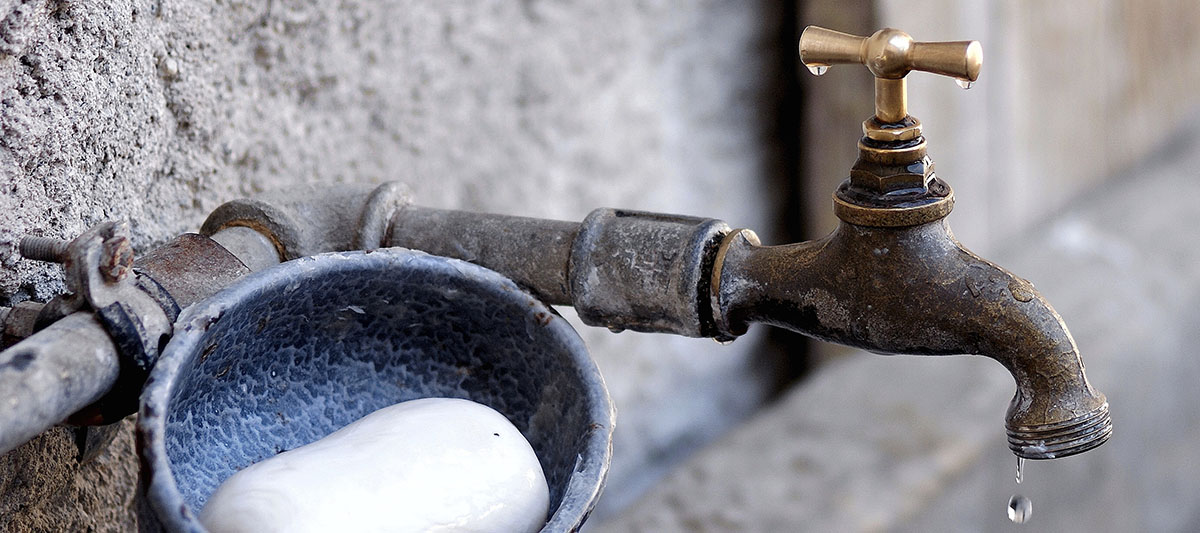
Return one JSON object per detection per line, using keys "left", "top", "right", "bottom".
{"left": 0, "top": 420, "right": 138, "bottom": 532}
{"left": 0, "top": 0, "right": 789, "bottom": 529}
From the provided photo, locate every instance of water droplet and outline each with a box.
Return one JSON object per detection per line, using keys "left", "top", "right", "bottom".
{"left": 806, "top": 64, "right": 829, "bottom": 76}
{"left": 955, "top": 78, "right": 974, "bottom": 90}
{"left": 1016, "top": 456, "right": 1025, "bottom": 484}
{"left": 1007, "top": 494, "right": 1032, "bottom": 524}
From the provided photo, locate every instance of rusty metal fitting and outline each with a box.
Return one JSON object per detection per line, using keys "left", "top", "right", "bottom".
{"left": 833, "top": 179, "right": 954, "bottom": 228}
{"left": 385, "top": 206, "right": 731, "bottom": 338}
{"left": 709, "top": 228, "right": 761, "bottom": 341}
{"left": 849, "top": 152, "right": 933, "bottom": 192}
{"left": 570, "top": 209, "right": 730, "bottom": 337}
{"left": 201, "top": 181, "right": 411, "bottom": 260}
{"left": 100, "top": 236, "right": 134, "bottom": 282}
{"left": 832, "top": 136, "right": 954, "bottom": 227}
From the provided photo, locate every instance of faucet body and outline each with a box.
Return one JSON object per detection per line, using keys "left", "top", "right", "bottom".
{"left": 715, "top": 220, "right": 1109, "bottom": 458}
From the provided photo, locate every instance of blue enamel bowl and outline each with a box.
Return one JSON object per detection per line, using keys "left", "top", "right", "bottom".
{"left": 136, "top": 248, "right": 614, "bottom": 532}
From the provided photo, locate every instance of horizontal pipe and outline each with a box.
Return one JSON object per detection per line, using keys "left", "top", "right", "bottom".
{"left": 387, "top": 206, "right": 579, "bottom": 306}
{"left": 387, "top": 206, "right": 729, "bottom": 337}
{"left": 0, "top": 312, "right": 121, "bottom": 455}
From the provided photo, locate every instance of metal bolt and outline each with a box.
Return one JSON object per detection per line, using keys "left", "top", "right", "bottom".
{"left": 19, "top": 236, "right": 70, "bottom": 263}
{"left": 100, "top": 236, "right": 134, "bottom": 282}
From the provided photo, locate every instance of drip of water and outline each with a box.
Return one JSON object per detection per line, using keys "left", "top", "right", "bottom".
{"left": 955, "top": 78, "right": 974, "bottom": 90}
{"left": 806, "top": 64, "right": 829, "bottom": 76}
{"left": 1016, "top": 456, "right": 1025, "bottom": 484}
{"left": 1007, "top": 494, "right": 1032, "bottom": 524}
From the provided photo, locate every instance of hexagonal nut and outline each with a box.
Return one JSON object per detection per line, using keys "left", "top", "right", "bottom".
{"left": 100, "top": 236, "right": 134, "bottom": 282}
{"left": 849, "top": 156, "right": 934, "bottom": 193}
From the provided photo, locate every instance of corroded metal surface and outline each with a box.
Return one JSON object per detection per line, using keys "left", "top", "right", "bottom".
{"left": 387, "top": 206, "right": 580, "bottom": 306}
{"left": 200, "top": 182, "right": 409, "bottom": 261}
{"left": 569, "top": 209, "right": 729, "bottom": 337}
{"left": 383, "top": 196, "right": 1110, "bottom": 460}
{"left": 133, "top": 233, "right": 251, "bottom": 310}
{"left": 387, "top": 207, "right": 729, "bottom": 338}
{"left": 712, "top": 220, "right": 1110, "bottom": 459}
{"left": 0, "top": 231, "right": 261, "bottom": 455}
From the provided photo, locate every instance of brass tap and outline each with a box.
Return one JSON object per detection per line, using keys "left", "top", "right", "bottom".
{"left": 800, "top": 26, "right": 982, "bottom": 228}
{"left": 799, "top": 26, "right": 982, "bottom": 131}
{"left": 708, "top": 26, "right": 1110, "bottom": 459}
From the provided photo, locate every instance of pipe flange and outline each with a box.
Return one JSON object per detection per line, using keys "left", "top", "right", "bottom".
{"left": 833, "top": 178, "right": 954, "bottom": 227}
{"left": 709, "top": 228, "right": 760, "bottom": 341}
{"left": 356, "top": 182, "right": 412, "bottom": 250}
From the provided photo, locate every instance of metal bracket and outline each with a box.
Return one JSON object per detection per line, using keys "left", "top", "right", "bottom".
{"left": 21, "top": 221, "right": 176, "bottom": 428}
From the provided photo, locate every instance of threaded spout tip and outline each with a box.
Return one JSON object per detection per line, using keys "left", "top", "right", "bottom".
{"left": 1007, "top": 401, "right": 1111, "bottom": 459}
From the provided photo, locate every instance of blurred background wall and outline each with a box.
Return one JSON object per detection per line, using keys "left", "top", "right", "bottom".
{"left": 2, "top": 0, "right": 1199, "bottom": 531}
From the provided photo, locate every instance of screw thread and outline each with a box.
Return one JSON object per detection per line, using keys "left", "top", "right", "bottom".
{"left": 19, "top": 236, "right": 70, "bottom": 262}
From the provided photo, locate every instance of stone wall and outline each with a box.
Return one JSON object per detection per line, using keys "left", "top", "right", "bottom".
{"left": 0, "top": 1, "right": 792, "bottom": 529}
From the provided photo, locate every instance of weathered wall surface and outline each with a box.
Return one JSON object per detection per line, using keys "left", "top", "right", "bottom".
{"left": 0, "top": 1, "right": 790, "bottom": 529}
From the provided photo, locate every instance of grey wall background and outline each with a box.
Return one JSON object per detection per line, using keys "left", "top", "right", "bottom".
{"left": 4, "top": 0, "right": 1200, "bottom": 531}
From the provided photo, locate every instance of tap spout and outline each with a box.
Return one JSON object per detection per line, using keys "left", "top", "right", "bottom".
{"left": 713, "top": 219, "right": 1111, "bottom": 459}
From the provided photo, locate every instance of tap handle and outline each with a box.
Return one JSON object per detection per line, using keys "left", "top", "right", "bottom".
{"left": 799, "top": 26, "right": 982, "bottom": 123}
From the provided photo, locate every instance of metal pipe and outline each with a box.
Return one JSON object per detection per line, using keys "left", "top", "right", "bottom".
{"left": 200, "top": 182, "right": 410, "bottom": 260}
{"left": 387, "top": 206, "right": 579, "bottom": 305}
{"left": 386, "top": 207, "right": 729, "bottom": 337}
{"left": 0, "top": 229, "right": 268, "bottom": 456}
{"left": 0, "top": 312, "right": 120, "bottom": 454}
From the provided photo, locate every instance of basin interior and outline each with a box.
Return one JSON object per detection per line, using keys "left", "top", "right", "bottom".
{"left": 154, "top": 250, "right": 609, "bottom": 527}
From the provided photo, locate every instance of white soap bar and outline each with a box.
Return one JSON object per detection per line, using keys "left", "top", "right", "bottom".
{"left": 199, "top": 398, "right": 550, "bottom": 533}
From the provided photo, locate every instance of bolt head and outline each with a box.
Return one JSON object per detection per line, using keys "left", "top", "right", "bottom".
{"left": 100, "top": 236, "right": 134, "bottom": 282}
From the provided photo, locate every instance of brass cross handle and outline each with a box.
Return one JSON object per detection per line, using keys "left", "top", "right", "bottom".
{"left": 799, "top": 26, "right": 982, "bottom": 125}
